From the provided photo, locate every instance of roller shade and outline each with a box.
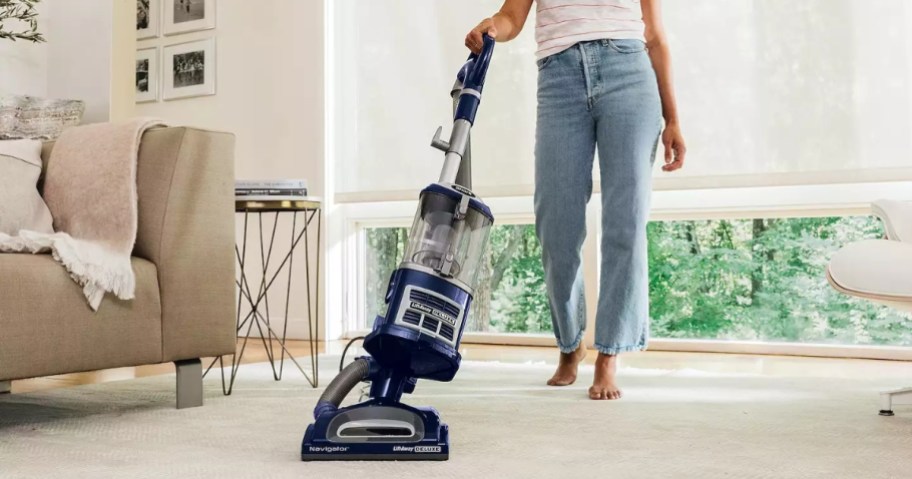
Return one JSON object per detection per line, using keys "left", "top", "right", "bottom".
{"left": 332, "top": 0, "right": 912, "bottom": 198}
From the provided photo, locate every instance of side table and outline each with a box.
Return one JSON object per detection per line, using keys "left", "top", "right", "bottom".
{"left": 204, "top": 198, "right": 321, "bottom": 394}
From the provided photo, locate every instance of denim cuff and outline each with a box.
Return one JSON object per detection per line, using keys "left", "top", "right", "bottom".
{"left": 594, "top": 341, "right": 647, "bottom": 355}
{"left": 557, "top": 329, "right": 586, "bottom": 354}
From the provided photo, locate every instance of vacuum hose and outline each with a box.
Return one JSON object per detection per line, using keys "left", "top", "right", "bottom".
{"left": 313, "top": 358, "right": 371, "bottom": 419}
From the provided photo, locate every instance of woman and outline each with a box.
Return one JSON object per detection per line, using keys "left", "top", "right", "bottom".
{"left": 466, "top": 0, "right": 685, "bottom": 400}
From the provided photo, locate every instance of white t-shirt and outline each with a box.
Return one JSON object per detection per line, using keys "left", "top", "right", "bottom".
{"left": 535, "top": 0, "right": 647, "bottom": 60}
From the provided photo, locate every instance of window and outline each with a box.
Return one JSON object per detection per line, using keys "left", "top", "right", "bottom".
{"left": 361, "top": 215, "right": 912, "bottom": 345}
{"left": 649, "top": 216, "right": 912, "bottom": 345}
{"left": 327, "top": 0, "right": 912, "bottom": 355}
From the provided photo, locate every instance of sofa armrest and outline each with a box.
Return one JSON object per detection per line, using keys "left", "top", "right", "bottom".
{"left": 134, "top": 127, "right": 237, "bottom": 361}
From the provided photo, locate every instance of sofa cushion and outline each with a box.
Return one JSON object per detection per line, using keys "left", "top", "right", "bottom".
{"left": 0, "top": 95, "right": 85, "bottom": 141}
{"left": 0, "top": 139, "right": 54, "bottom": 235}
{"left": 0, "top": 254, "right": 163, "bottom": 381}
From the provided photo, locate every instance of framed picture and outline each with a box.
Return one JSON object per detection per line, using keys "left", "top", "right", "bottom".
{"left": 162, "top": 38, "right": 216, "bottom": 100}
{"left": 136, "top": 0, "right": 160, "bottom": 39}
{"left": 135, "top": 48, "right": 159, "bottom": 103}
{"left": 163, "top": 0, "right": 215, "bottom": 36}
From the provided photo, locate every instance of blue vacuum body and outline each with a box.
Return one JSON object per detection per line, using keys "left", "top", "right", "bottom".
{"left": 302, "top": 36, "right": 497, "bottom": 462}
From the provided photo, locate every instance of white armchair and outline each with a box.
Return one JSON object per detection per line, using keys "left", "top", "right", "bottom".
{"left": 827, "top": 200, "right": 912, "bottom": 416}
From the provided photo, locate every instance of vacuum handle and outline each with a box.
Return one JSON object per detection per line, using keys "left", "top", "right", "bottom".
{"left": 454, "top": 34, "right": 495, "bottom": 125}
{"left": 435, "top": 35, "right": 495, "bottom": 185}
{"left": 458, "top": 34, "right": 496, "bottom": 92}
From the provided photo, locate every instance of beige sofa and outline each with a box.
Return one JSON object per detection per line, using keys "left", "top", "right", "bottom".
{"left": 0, "top": 127, "right": 237, "bottom": 408}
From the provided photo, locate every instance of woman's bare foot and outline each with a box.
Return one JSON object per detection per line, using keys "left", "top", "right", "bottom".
{"left": 547, "top": 344, "right": 587, "bottom": 386}
{"left": 589, "top": 353, "right": 622, "bottom": 400}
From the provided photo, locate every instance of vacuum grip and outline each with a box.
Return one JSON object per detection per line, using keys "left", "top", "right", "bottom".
{"left": 459, "top": 34, "right": 496, "bottom": 92}
{"left": 454, "top": 34, "right": 495, "bottom": 125}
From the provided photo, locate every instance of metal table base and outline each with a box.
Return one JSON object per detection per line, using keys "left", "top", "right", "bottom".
{"left": 204, "top": 200, "right": 321, "bottom": 393}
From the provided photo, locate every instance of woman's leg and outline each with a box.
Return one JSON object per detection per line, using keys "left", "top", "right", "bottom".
{"left": 534, "top": 46, "right": 596, "bottom": 385}
{"left": 591, "top": 39, "right": 663, "bottom": 399}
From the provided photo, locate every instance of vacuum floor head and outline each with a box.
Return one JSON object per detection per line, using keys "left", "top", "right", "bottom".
{"left": 302, "top": 401, "right": 449, "bottom": 461}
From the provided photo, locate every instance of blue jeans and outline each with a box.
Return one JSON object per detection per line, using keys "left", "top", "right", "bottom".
{"left": 534, "top": 39, "right": 662, "bottom": 355}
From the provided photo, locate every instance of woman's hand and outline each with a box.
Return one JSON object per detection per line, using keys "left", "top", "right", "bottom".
{"left": 661, "top": 123, "right": 686, "bottom": 172}
{"left": 465, "top": 2, "right": 533, "bottom": 52}
{"left": 465, "top": 18, "right": 498, "bottom": 54}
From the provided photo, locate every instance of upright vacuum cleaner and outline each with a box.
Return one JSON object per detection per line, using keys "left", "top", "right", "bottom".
{"left": 301, "top": 35, "right": 497, "bottom": 461}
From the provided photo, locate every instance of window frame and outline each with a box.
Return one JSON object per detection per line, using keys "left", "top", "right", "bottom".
{"left": 334, "top": 184, "right": 912, "bottom": 361}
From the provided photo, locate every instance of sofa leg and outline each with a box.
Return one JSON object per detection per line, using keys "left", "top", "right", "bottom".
{"left": 175, "top": 359, "right": 203, "bottom": 409}
{"left": 0, "top": 380, "right": 10, "bottom": 394}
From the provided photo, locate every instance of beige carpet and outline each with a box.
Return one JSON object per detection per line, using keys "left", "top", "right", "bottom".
{"left": 1, "top": 359, "right": 911, "bottom": 478}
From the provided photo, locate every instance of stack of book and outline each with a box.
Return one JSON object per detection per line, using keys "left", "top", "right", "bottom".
{"left": 235, "top": 179, "right": 308, "bottom": 202}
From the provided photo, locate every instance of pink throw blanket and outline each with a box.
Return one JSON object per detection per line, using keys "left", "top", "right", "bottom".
{"left": 0, "top": 118, "right": 164, "bottom": 310}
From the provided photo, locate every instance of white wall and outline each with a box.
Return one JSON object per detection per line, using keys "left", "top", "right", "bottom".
{"left": 0, "top": 41, "right": 47, "bottom": 97}
{"left": 136, "top": 1, "right": 323, "bottom": 187}
{"left": 0, "top": 1, "right": 48, "bottom": 97}
{"left": 45, "top": 0, "right": 113, "bottom": 122}
{"left": 136, "top": 0, "right": 326, "bottom": 339}
{"left": 1, "top": 0, "right": 133, "bottom": 123}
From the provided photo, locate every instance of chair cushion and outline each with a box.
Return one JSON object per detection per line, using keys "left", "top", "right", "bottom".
{"left": 827, "top": 239, "right": 912, "bottom": 307}
{"left": 873, "top": 199, "right": 912, "bottom": 243}
{"left": 0, "top": 254, "right": 163, "bottom": 381}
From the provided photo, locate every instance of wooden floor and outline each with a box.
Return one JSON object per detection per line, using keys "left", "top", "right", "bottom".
{"left": 7, "top": 339, "right": 329, "bottom": 394}
{"left": 6, "top": 340, "right": 912, "bottom": 394}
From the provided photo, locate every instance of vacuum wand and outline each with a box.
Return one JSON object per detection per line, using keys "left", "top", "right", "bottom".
{"left": 437, "top": 122, "right": 471, "bottom": 185}
{"left": 433, "top": 34, "right": 496, "bottom": 185}
{"left": 451, "top": 83, "right": 472, "bottom": 189}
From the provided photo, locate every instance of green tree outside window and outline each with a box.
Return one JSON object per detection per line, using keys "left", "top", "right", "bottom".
{"left": 364, "top": 215, "right": 912, "bottom": 345}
